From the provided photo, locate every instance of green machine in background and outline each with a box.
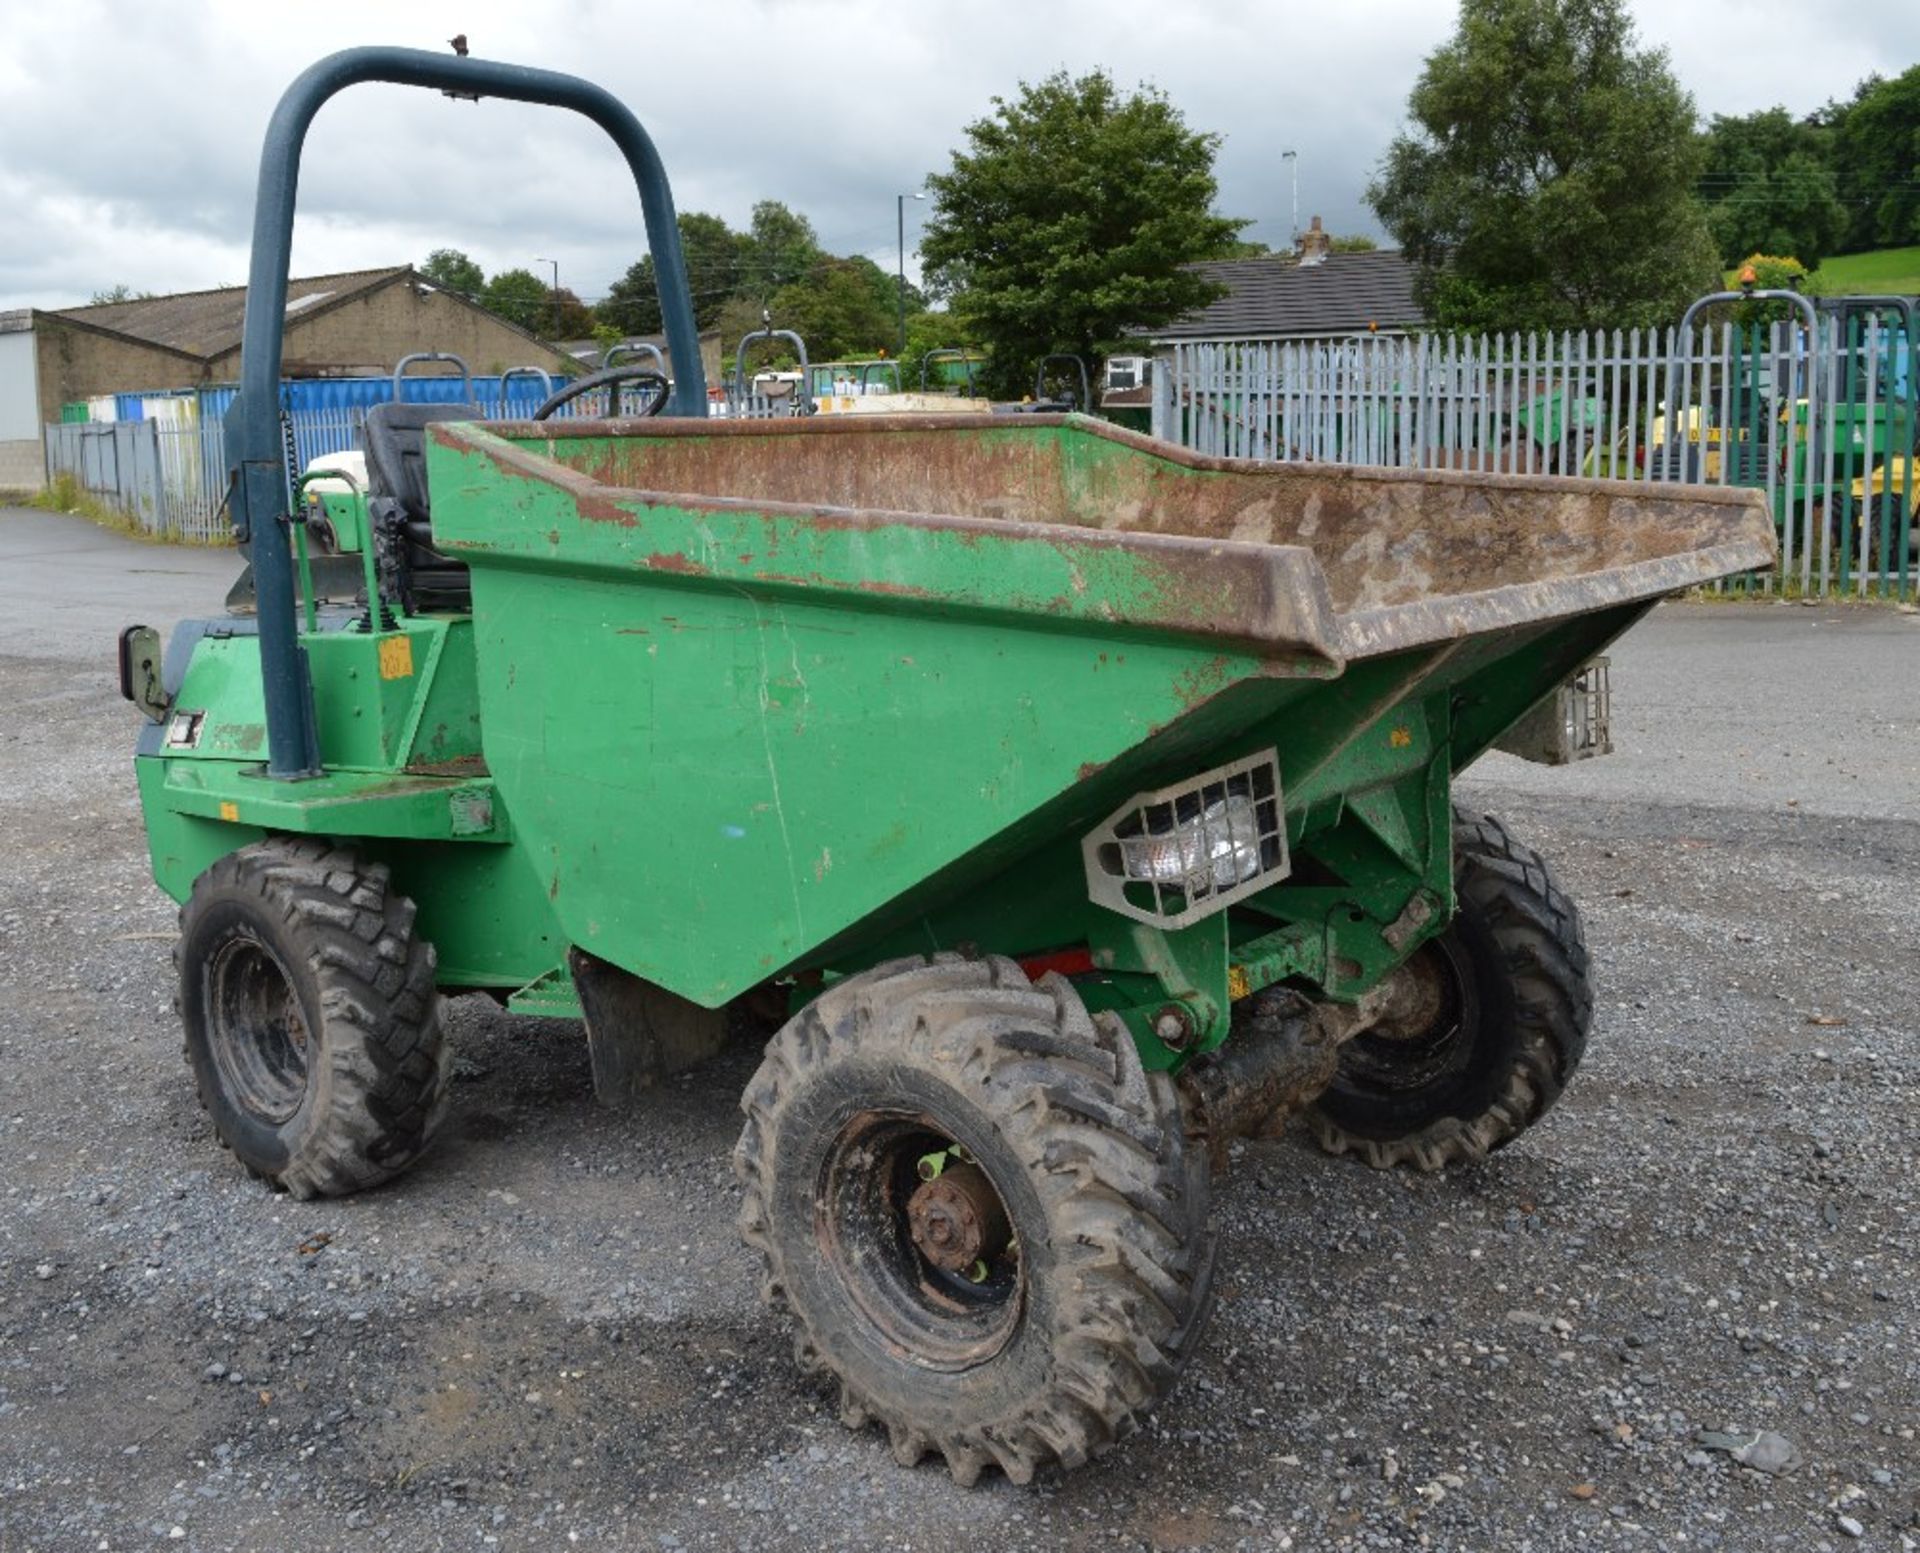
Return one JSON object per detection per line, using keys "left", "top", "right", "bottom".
{"left": 122, "top": 46, "right": 1777, "bottom": 1488}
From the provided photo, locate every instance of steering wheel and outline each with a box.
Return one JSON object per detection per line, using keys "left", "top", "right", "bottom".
{"left": 532, "top": 367, "right": 671, "bottom": 421}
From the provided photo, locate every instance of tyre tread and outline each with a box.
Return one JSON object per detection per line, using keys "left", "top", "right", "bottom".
{"left": 179, "top": 837, "right": 449, "bottom": 1199}
{"left": 1308, "top": 806, "right": 1591, "bottom": 1172}
{"left": 732, "top": 953, "right": 1215, "bottom": 1485}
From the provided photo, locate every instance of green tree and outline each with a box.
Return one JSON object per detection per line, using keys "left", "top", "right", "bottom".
{"left": 920, "top": 69, "right": 1244, "bottom": 395}
{"left": 600, "top": 211, "right": 749, "bottom": 335}
{"left": 87, "top": 284, "right": 152, "bottom": 305}
{"left": 739, "top": 201, "right": 823, "bottom": 299}
{"left": 771, "top": 256, "right": 899, "bottom": 360}
{"left": 483, "top": 268, "right": 551, "bottom": 333}
{"left": 1697, "top": 109, "right": 1847, "bottom": 268}
{"left": 900, "top": 311, "right": 983, "bottom": 386}
{"left": 1723, "top": 252, "right": 1823, "bottom": 328}
{"left": 1328, "top": 234, "right": 1379, "bottom": 254}
{"left": 420, "top": 248, "right": 486, "bottom": 298}
{"left": 548, "top": 286, "right": 598, "bottom": 340}
{"left": 1369, "top": 0, "right": 1722, "bottom": 332}
{"left": 1832, "top": 66, "right": 1920, "bottom": 251}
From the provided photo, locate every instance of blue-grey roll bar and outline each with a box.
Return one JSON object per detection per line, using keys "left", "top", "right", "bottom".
{"left": 1661, "top": 290, "right": 1819, "bottom": 482}
{"left": 603, "top": 340, "right": 666, "bottom": 374}
{"left": 734, "top": 328, "right": 810, "bottom": 408}
{"left": 1820, "top": 294, "right": 1916, "bottom": 337}
{"left": 920, "top": 348, "right": 978, "bottom": 396}
{"left": 499, "top": 364, "right": 556, "bottom": 403}
{"left": 391, "top": 351, "right": 472, "bottom": 402}
{"left": 1036, "top": 353, "right": 1092, "bottom": 412}
{"left": 227, "top": 46, "right": 709, "bottom": 779}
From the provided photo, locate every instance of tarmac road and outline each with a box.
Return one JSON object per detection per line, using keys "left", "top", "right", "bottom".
{"left": 2, "top": 507, "right": 1917, "bottom": 1552}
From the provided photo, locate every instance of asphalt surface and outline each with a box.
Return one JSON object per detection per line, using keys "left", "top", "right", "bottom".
{"left": 2, "top": 507, "right": 1917, "bottom": 1552}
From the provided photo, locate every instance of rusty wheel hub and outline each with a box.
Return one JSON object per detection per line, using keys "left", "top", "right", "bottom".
{"left": 906, "top": 1163, "right": 1010, "bottom": 1275}
{"left": 1366, "top": 947, "right": 1452, "bottom": 1043}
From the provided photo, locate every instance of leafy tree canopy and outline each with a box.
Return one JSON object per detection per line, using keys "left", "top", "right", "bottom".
{"left": 420, "top": 248, "right": 485, "bottom": 298}
{"left": 482, "top": 268, "right": 551, "bottom": 334}
{"left": 920, "top": 69, "right": 1244, "bottom": 395}
{"left": 547, "top": 286, "right": 598, "bottom": 340}
{"left": 601, "top": 211, "right": 750, "bottom": 337}
{"left": 741, "top": 201, "right": 824, "bottom": 299}
{"left": 1369, "top": 0, "right": 1722, "bottom": 332}
{"left": 770, "top": 255, "right": 899, "bottom": 362}
{"left": 1698, "top": 109, "right": 1847, "bottom": 269}
{"left": 1831, "top": 66, "right": 1920, "bottom": 251}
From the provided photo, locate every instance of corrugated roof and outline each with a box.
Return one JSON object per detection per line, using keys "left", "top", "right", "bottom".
{"left": 54, "top": 268, "right": 406, "bottom": 358}
{"left": 1153, "top": 250, "right": 1426, "bottom": 341}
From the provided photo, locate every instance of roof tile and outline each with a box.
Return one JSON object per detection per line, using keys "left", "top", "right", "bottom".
{"left": 1154, "top": 250, "right": 1425, "bottom": 341}
{"left": 54, "top": 268, "right": 407, "bottom": 358}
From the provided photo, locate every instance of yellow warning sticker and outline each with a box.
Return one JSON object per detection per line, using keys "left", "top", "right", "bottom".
{"left": 218, "top": 801, "right": 240, "bottom": 822}
{"left": 1227, "top": 964, "right": 1251, "bottom": 1001}
{"left": 378, "top": 635, "right": 415, "bottom": 680}
{"left": 1389, "top": 727, "right": 1413, "bottom": 749}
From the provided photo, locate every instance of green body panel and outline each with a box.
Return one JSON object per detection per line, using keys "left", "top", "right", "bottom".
{"left": 136, "top": 611, "right": 561, "bottom": 990}
{"left": 131, "top": 413, "right": 1775, "bottom": 1070}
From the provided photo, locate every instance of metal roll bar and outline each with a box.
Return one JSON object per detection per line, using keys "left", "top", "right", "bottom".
{"left": 734, "top": 327, "right": 810, "bottom": 413}
{"left": 391, "top": 351, "right": 472, "bottom": 403}
{"left": 1661, "top": 290, "right": 1820, "bottom": 482}
{"left": 920, "top": 348, "right": 978, "bottom": 396}
{"left": 603, "top": 340, "right": 667, "bottom": 374}
{"left": 1036, "top": 353, "right": 1092, "bottom": 412}
{"left": 499, "top": 364, "right": 556, "bottom": 406}
{"left": 226, "top": 46, "right": 708, "bottom": 778}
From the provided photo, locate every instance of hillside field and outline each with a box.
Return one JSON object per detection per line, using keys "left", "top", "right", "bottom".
{"left": 1814, "top": 246, "right": 1920, "bottom": 295}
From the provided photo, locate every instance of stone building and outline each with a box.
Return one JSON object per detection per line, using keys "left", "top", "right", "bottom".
{"left": 2, "top": 267, "right": 576, "bottom": 488}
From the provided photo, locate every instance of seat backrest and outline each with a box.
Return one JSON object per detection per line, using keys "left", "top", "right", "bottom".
{"left": 362, "top": 402, "right": 484, "bottom": 522}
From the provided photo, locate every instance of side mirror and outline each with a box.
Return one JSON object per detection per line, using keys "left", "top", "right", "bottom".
{"left": 118, "top": 625, "right": 170, "bottom": 723}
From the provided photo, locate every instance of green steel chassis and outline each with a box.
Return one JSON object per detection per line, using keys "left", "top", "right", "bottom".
{"left": 138, "top": 411, "right": 1769, "bottom": 1075}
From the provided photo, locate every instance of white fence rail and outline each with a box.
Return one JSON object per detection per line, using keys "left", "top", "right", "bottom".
{"left": 1155, "top": 322, "right": 1918, "bottom": 600}
{"left": 43, "top": 418, "right": 228, "bottom": 542}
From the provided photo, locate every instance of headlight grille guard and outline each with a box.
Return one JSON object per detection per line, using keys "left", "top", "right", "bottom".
{"left": 1082, "top": 750, "right": 1290, "bottom": 929}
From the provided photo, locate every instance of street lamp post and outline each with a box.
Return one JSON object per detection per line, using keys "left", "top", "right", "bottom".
{"left": 534, "top": 256, "right": 560, "bottom": 339}
{"left": 897, "top": 190, "right": 925, "bottom": 360}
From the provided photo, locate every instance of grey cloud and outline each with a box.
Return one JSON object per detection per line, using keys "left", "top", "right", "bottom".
{"left": 1, "top": 0, "right": 1915, "bottom": 310}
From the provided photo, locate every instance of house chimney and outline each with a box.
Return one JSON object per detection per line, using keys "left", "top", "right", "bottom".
{"left": 1297, "top": 215, "right": 1331, "bottom": 267}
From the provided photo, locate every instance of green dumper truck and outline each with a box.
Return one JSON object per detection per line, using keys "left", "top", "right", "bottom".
{"left": 120, "top": 48, "right": 1777, "bottom": 1486}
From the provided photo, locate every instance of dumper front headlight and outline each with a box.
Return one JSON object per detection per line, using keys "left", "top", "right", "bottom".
{"left": 1083, "top": 751, "right": 1289, "bottom": 930}
{"left": 1118, "top": 792, "right": 1264, "bottom": 894}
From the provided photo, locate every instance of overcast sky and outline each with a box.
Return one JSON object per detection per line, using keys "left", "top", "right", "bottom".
{"left": 2, "top": 0, "right": 1915, "bottom": 312}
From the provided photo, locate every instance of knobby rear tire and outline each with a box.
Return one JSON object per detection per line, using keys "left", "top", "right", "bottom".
{"left": 1307, "top": 808, "right": 1592, "bottom": 1171}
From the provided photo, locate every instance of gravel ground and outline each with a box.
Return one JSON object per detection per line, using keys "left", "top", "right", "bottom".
{"left": 2, "top": 508, "right": 1917, "bottom": 1552}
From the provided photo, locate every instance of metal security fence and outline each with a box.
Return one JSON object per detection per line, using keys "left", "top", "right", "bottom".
{"left": 44, "top": 417, "right": 229, "bottom": 542}
{"left": 1155, "top": 318, "right": 1918, "bottom": 600}
{"left": 40, "top": 386, "right": 653, "bottom": 545}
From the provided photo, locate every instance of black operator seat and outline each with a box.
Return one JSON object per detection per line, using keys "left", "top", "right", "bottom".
{"left": 361, "top": 401, "right": 485, "bottom": 612}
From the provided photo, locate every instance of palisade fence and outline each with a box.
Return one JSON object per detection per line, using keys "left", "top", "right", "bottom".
{"left": 39, "top": 381, "right": 688, "bottom": 546}
{"left": 1155, "top": 320, "right": 1918, "bottom": 601}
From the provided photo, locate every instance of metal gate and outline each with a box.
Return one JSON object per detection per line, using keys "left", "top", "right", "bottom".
{"left": 1156, "top": 317, "right": 1917, "bottom": 601}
